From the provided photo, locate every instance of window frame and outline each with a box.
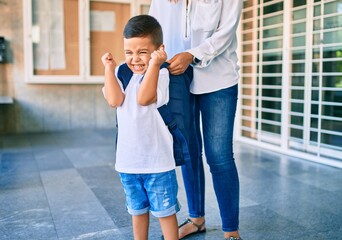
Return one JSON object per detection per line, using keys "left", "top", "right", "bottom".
{"left": 23, "top": 0, "right": 150, "bottom": 84}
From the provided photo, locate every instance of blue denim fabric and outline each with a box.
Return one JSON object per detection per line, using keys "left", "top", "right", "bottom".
{"left": 181, "top": 84, "right": 239, "bottom": 232}
{"left": 119, "top": 170, "right": 180, "bottom": 218}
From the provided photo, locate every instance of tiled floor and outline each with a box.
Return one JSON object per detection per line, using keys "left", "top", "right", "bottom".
{"left": 0, "top": 129, "right": 341, "bottom": 240}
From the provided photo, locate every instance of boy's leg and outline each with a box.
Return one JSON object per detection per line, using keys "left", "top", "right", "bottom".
{"left": 145, "top": 170, "right": 179, "bottom": 239}
{"left": 159, "top": 214, "right": 178, "bottom": 240}
{"left": 132, "top": 212, "right": 149, "bottom": 240}
{"left": 119, "top": 173, "right": 151, "bottom": 239}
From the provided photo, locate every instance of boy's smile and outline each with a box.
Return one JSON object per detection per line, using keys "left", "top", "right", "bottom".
{"left": 124, "top": 36, "right": 158, "bottom": 74}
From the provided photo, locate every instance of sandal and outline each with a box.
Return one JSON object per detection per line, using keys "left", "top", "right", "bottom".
{"left": 179, "top": 218, "right": 206, "bottom": 239}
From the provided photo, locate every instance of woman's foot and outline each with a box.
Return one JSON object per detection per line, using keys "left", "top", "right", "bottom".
{"left": 224, "top": 230, "right": 242, "bottom": 240}
{"left": 178, "top": 217, "right": 206, "bottom": 239}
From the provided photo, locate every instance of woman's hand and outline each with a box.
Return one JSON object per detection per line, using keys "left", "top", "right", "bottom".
{"left": 167, "top": 52, "right": 193, "bottom": 75}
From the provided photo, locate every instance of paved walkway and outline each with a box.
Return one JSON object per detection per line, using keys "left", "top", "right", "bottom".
{"left": 0, "top": 129, "right": 341, "bottom": 239}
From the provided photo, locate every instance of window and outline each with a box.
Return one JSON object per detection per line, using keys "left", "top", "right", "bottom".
{"left": 23, "top": 0, "right": 151, "bottom": 83}
{"left": 239, "top": 0, "right": 342, "bottom": 165}
{"left": 308, "top": 0, "right": 342, "bottom": 155}
{"left": 239, "top": 0, "right": 284, "bottom": 145}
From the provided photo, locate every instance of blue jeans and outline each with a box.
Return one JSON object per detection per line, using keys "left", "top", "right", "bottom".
{"left": 181, "top": 84, "right": 239, "bottom": 232}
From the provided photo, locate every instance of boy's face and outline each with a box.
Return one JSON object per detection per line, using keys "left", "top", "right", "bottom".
{"left": 124, "top": 36, "right": 159, "bottom": 74}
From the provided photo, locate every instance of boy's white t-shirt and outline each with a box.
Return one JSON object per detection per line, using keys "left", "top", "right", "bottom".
{"left": 115, "top": 68, "right": 175, "bottom": 174}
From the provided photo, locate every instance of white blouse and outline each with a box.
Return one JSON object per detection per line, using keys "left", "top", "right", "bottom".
{"left": 149, "top": 0, "right": 242, "bottom": 94}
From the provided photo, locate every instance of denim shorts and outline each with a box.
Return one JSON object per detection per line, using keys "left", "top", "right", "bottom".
{"left": 119, "top": 170, "right": 180, "bottom": 218}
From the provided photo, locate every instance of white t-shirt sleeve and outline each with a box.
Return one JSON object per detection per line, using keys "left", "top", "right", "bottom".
{"left": 156, "top": 68, "right": 170, "bottom": 108}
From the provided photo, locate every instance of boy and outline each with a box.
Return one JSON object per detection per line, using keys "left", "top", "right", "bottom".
{"left": 101, "top": 15, "right": 179, "bottom": 240}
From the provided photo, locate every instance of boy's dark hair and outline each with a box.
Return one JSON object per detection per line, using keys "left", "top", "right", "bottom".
{"left": 123, "top": 15, "right": 163, "bottom": 47}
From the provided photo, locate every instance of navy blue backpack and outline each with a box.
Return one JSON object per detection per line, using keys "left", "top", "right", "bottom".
{"left": 117, "top": 62, "right": 193, "bottom": 166}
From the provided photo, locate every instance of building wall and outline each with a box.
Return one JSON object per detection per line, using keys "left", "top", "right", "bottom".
{"left": 0, "top": 0, "right": 116, "bottom": 133}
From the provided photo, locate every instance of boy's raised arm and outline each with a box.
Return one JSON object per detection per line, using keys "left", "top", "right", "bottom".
{"left": 137, "top": 47, "right": 167, "bottom": 106}
{"left": 101, "top": 52, "right": 125, "bottom": 108}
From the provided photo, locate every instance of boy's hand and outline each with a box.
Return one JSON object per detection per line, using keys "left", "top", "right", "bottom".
{"left": 149, "top": 46, "right": 167, "bottom": 67}
{"left": 101, "top": 52, "right": 116, "bottom": 71}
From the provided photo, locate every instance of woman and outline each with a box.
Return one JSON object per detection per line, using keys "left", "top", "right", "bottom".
{"left": 150, "top": 0, "right": 243, "bottom": 239}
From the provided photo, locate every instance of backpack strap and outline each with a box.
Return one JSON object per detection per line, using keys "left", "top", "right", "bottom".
{"left": 158, "top": 62, "right": 191, "bottom": 166}
{"left": 158, "top": 105, "right": 190, "bottom": 165}
{"left": 117, "top": 63, "right": 133, "bottom": 91}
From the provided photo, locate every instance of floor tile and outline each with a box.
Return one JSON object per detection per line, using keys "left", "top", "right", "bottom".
{"left": 0, "top": 130, "right": 341, "bottom": 239}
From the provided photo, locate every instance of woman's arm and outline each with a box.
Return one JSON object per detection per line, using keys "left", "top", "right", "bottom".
{"left": 187, "top": 0, "right": 243, "bottom": 68}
